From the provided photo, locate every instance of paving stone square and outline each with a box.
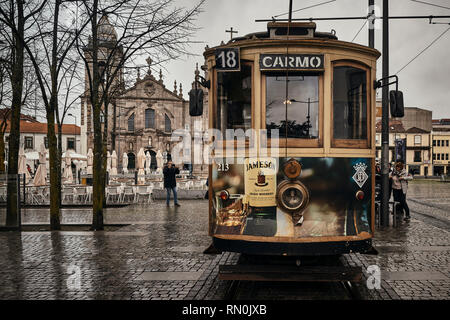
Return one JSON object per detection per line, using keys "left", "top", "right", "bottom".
{"left": 0, "top": 180, "right": 449, "bottom": 300}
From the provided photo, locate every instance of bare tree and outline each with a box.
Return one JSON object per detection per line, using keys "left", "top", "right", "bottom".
{"left": 76, "top": 0, "right": 204, "bottom": 230}
{"left": 1, "top": 0, "right": 91, "bottom": 229}
{"left": 0, "top": 0, "right": 47, "bottom": 228}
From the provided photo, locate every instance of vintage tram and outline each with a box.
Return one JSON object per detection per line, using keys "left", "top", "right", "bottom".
{"left": 192, "top": 21, "right": 383, "bottom": 257}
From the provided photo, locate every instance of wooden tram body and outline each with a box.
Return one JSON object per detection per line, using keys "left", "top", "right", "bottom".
{"left": 202, "top": 22, "right": 380, "bottom": 256}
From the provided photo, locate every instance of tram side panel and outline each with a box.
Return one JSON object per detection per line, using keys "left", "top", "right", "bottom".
{"left": 211, "top": 157, "right": 372, "bottom": 250}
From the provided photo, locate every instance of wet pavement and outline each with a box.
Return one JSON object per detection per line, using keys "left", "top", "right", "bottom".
{"left": 0, "top": 180, "right": 449, "bottom": 300}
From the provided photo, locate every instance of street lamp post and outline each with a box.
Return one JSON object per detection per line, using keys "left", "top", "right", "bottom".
{"left": 67, "top": 113, "right": 77, "bottom": 152}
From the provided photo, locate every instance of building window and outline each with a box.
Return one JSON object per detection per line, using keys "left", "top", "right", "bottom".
{"left": 128, "top": 113, "right": 135, "bottom": 132}
{"left": 44, "top": 137, "right": 48, "bottom": 149}
{"left": 165, "top": 114, "right": 171, "bottom": 132}
{"left": 446, "top": 153, "right": 449, "bottom": 161}
{"left": 433, "top": 140, "right": 436, "bottom": 146}
{"left": 414, "top": 135, "right": 421, "bottom": 145}
{"left": 437, "top": 154, "right": 441, "bottom": 160}
{"left": 447, "top": 140, "right": 449, "bottom": 147}
{"left": 24, "top": 137, "right": 33, "bottom": 149}
{"left": 438, "top": 140, "right": 441, "bottom": 146}
{"left": 145, "top": 108, "right": 155, "bottom": 129}
{"left": 433, "top": 153, "right": 436, "bottom": 160}
{"left": 67, "top": 137, "right": 75, "bottom": 151}
{"left": 414, "top": 151, "right": 421, "bottom": 163}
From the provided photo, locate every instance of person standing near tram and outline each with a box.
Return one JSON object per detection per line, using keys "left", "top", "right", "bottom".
{"left": 163, "top": 160, "right": 181, "bottom": 207}
{"left": 390, "top": 161, "right": 412, "bottom": 221}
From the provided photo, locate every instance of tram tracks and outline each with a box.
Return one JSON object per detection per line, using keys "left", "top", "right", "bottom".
{"left": 221, "top": 255, "right": 363, "bottom": 300}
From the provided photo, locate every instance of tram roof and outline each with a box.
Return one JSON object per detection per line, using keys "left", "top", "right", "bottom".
{"left": 204, "top": 22, "right": 380, "bottom": 59}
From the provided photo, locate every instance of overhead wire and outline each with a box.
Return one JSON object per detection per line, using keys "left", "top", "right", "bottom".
{"left": 411, "top": 0, "right": 450, "bottom": 10}
{"left": 273, "top": 0, "right": 337, "bottom": 19}
{"left": 351, "top": 19, "right": 368, "bottom": 42}
{"left": 395, "top": 26, "right": 450, "bottom": 74}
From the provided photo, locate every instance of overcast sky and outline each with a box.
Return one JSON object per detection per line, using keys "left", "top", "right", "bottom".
{"left": 156, "top": 0, "right": 450, "bottom": 120}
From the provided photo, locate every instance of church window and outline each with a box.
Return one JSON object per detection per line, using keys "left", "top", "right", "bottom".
{"left": 165, "top": 114, "right": 171, "bottom": 132}
{"left": 128, "top": 113, "right": 135, "bottom": 132}
{"left": 145, "top": 108, "right": 155, "bottom": 128}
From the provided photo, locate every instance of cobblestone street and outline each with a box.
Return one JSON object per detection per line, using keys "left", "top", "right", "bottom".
{"left": 0, "top": 180, "right": 449, "bottom": 300}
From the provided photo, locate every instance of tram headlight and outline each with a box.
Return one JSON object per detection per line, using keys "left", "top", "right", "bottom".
{"left": 283, "top": 158, "right": 302, "bottom": 179}
{"left": 219, "top": 190, "right": 229, "bottom": 201}
{"left": 276, "top": 180, "right": 310, "bottom": 214}
{"left": 356, "top": 190, "right": 365, "bottom": 201}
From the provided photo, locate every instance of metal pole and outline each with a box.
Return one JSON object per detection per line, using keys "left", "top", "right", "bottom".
{"left": 368, "top": 0, "right": 375, "bottom": 48}
{"left": 381, "top": 0, "right": 390, "bottom": 227}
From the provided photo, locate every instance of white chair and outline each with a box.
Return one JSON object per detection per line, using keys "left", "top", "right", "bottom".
{"left": 0, "top": 186, "right": 6, "bottom": 202}
{"left": 194, "top": 180, "right": 203, "bottom": 190}
{"left": 121, "top": 186, "right": 135, "bottom": 203}
{"left": 74, "top": 187, "right": 88, "bottom": 203}
{"left": 62, "top": 187, "right": 75, "bottom": 204}
{"left": 33, "top": 186, "right": 48, "bottom": 204}
{"left": 85, "top": 186, "right": 93, "bottom": 203}
{"left": 136, "top": 185, "right": 152, "bottom": 203}
{"left": 106, "top": 186, "right": 120, "bottom": 204}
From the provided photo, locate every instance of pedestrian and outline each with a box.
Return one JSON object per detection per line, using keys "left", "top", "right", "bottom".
{"left": 390, "top": 161, "right": 413, "bottom": 221}
{"left": 26, "top": 164, "right": 33, "bottom": 177}
{"left": 204, "top": 178, "right": 209, "bottom": 199}
{"left": 163, "top": 160, "right": 180, "bottom": 207}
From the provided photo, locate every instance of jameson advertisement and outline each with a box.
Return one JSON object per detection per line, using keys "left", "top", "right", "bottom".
{"left": 212, "top": 157, "right": 372, "bottom": 239}
{"left": 244, "top": 158, "right": 277, "bottom": 207}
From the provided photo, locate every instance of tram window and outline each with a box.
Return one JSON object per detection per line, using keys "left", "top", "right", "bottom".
{"left": 333, "top": 66, "right": 368, "bottom": 142}
{"left": 265, "top": 74, "right": 319, "bottom": 139}
{"left": 216, "top": 64, "right": 252, "bottom": 135}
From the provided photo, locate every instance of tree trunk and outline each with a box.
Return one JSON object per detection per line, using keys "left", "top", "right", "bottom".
{"left": 92, "top": 100, "right": 104, "bottom": 230}
{"left": 57, "top": 123, "right": 63, "bottom": 208}
{"left": 6, "top": 0, "right": 25, "bottom": 228}
{"left": 90, "top": 0, "right": 105, "bottom": 230}
{"left": 0, "top": 131, "right": 5, "bottom": 173}
{"left": 47, "top": 105, "right": 60, "bottom": 230}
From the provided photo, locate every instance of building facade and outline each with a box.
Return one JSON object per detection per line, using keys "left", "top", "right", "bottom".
{"left": 80, "top": 15, "right": 209, "bottom": 176}
{"left": 375, "top": 119, "right": 433, "bottom": 177}
{"left": 432, "top": 119, "right": 450, "bottom": 176}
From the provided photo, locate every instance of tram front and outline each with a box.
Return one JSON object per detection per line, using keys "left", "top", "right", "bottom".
{"left": 193, "top": 22, "right": 380, "bottom": 256}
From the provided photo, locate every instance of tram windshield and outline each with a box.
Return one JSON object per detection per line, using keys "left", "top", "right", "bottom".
{"left": 266, "top": 74, "right": 319, "bottom": 139}
{"left": 216, "top": 64, "right": 252, "bottom": 136}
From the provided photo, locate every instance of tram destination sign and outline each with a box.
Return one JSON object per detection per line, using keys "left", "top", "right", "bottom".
{"left": 215, "top": 48, "right": 240, "bottom": 72}
{"left": 259, "top": 54, "right": 324, "bottom": 71}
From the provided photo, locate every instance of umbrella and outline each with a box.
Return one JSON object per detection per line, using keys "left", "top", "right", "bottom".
{"left": 137, "top": 148, "right": 145, "bottom": 184}
{"left": 87, "top": 148, "right": 93, "bottom": 174}
{"left": 122, "top": 153, "right": 128, "bottom": 174}
{"left": 156, "top": 150, "right": 163, "bottom": 169}
{"left": 62, "top": 150, "right": 73, "bottom": 184}
{"left": 62, "top": 151, "right": 87, "bottom": 161}
{"left": 106, "top": 151, "right": 111, "bottom": 172}
{"left": 110, "top": 150, "right": 118, "bottom": 175}
{"left": 33, "top": 144, "right": 47, "bottom": 186}
{"left": 145, "top": 151, "right": 151, "bottom": 174}
{"left": 18, "top": 147, "right": 31, "bottom": 183}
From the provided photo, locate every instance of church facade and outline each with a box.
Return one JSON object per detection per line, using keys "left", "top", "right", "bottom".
{"left": 80, "top": 15, "right": 208, "bottom": 176}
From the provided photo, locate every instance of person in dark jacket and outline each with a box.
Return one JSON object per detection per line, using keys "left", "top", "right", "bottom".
{"left": 163, "top": 160, "right": 180, "bottom": 207}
